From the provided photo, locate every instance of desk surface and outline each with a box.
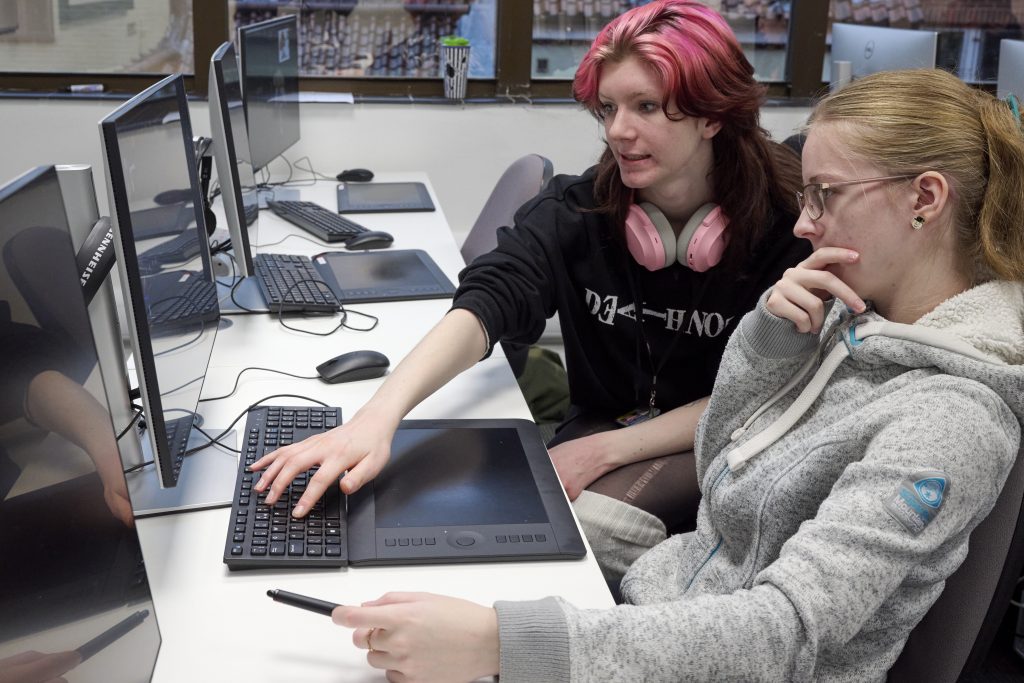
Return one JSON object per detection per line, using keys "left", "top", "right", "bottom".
{"left": 139, "top": 174, "right": 613, "bottom": 682}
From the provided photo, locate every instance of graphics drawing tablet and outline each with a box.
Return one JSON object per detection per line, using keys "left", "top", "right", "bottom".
{"left": 346, "top": 419, "right": 587, "bottom": 566}
{"left": 336, "top": 181, "right": 435, "bottom": 213}
{"left": 312, "top": 249, "right": 456, "bottom": 304}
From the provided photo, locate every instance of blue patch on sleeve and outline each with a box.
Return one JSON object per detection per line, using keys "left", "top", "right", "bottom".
{"left": 884, "top": 470, "right": 949, "bottom": 536}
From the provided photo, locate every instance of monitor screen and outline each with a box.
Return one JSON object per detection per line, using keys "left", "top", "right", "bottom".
{"left": 210, "top": 40, "right": 261, "bottom": 277}
{"left": 829, "top": 23, "right": 937, "bottom": 80}
{"left": 0, "top": 165, "right": 161, "bottom": 681}
{"left": 100, "top": 74, "right": 219, "bottom": 489}
{"left": 998, "top": 39, "right": 1024, "bottom": 100}
{"left": 239, "top": 14, "right": 300, "bottom": 174}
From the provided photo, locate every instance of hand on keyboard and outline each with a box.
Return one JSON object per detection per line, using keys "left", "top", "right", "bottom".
{"left": 251, "top": 406, "right": 398, "bottom": 517}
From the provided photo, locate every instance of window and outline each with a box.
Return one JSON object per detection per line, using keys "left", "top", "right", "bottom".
{"left": 827, "top": 0, "right": 1024, "bottom": 83}
{"left": 531, "top": 0, "right": 791, "bottom": 82}
{"left": 230, "top": 0, "right": 495, "bottom": 79}
{"left": 0, "top": 0, "right": 194, "bottom": 75}
{"left": 0, "top": 1, "right": 1020, "bottom": 98}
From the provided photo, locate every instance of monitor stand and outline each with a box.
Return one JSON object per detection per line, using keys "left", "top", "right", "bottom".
{"left": 126, "top": 427, "right": 237, "bottom": 517}
{"left": 256, "top": 186, "right": 300, "bottom": 209}
{"left": 216, "top": 274, "right": 267, "bottom": 313}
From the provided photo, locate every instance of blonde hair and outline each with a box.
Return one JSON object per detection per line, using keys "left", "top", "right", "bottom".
{"left": 808, "top": 69, "right": 1024, "bottom": 283}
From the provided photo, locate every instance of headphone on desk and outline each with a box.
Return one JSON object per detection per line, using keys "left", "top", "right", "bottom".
{"left": 625, "top": 202, "right": 729, "bottom": 272}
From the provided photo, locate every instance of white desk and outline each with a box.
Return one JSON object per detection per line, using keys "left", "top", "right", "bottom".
{"left": 138, "top": 174, "right": 614, "bottom": 682}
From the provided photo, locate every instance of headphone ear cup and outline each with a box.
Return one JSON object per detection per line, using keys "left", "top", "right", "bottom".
{"left": 625, "top": 202, "right": 675, "bottom": 271}
{"left": 677, "top": 203, "right": 729, "bottom": 272}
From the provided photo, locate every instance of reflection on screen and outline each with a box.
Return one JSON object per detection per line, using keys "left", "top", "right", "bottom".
{"left": 0, "top": 166, "right": 161, "bottom": 682}
{"left": 103, "top": 76, "right": 219, "bottom": 487}
{"left": 240, "top": 15, "right": 300, "bottom": 173}
{"left": 374, "top": 428, "right": 548, "bottom": 528}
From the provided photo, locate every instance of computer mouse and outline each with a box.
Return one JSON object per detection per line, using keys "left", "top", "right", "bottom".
{"left": 336, "top": 168, "right": 375, "bottom": 182}
{"left": 316, "top": 350, "right": 390, "bottom": 384}
{"left": 344, "top": 230, "right": 394, "bottom": 250}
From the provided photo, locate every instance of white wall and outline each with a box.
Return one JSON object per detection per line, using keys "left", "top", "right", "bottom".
{"left": 0, "top": 98, "right": 810, "bottom": 245}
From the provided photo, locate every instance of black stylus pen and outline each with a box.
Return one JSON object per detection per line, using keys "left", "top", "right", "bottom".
{"left": 76, "top": 609, "right": 150, "bottom": 661}
{"left": 267, "top": 588, "right": 341, "bottom": 616}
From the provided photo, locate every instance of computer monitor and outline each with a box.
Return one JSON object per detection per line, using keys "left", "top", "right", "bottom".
{"left": 210, "top": 40, "right": 261, "bottom": 278}
{"left": 0, "top": 165, "right": 161, "bottom": 677}
{"left": 100, "top": 75, "right": 234, "bottom": 514}
{"left": 997, "top": 39, "right": 1024, "bottom": 99}
{"left": 829, "top": 23, "right": 937, "bottom": 85}
{"left": 238, "top": 14, "right": 300, "bottom": 174}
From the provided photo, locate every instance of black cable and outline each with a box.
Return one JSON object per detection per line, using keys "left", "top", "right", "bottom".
{"left": 252, "top": 232, "right": 330, "bottom": 250}
{"left": 339, "top": 306, "right": 380, "bottom": 332}
{"left": 193, "top": 425, "right": 241, "bottom": 454}
{"left": 182, "top": 393, "right": 332, "bottom": 458}
{"left": 161, "top": 374, "right": 206, "bottom": 399}
{"left": 287, "top": 155, "right": 336, "bottom": 184}
{"left": 199, "top": 366, "right": 320, "bottom": 403}
{"left": 124, "top": 460, "right": 152, "bottom": 474}
{"left": 276, "top": 278, "right": 349, "bottom": 336}
{"left": 226, "top": 265, "right": 268, "bottom": 314}
{"left": 116, "top": 409, "right": 144, "bottom": 440}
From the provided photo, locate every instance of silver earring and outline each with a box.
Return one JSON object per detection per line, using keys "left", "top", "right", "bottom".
{"left": 911, "top": 215, "right": 925, "bottom": 230}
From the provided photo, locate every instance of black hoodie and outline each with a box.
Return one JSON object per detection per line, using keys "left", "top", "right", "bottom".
{"left": 452, "top": 167, "right": 811, "bottom": 417}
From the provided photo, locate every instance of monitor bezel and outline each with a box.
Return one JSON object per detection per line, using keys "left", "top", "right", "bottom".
{"left": 997, "top": 39, "right": 1024, "bottom": 100}
{"left": 99, "top": 73, "right": 217, "bottom": 489}
{"left": 237, "top": 14, "right": 301, "bottom": 174}
{"left": 210, "top": 40, "right": 256, "bottom": 277}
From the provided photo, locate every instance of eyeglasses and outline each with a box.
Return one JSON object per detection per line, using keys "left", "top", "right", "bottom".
{"left": 796, "top": 175, "right": 916, "bottom": 220}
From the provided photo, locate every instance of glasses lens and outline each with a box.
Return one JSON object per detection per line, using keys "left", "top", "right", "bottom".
{"left": 805, "top": 185, "right": 824, "bottom": 219}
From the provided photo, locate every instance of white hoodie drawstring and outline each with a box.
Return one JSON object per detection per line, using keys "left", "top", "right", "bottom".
{"left": 726, "top": 320, "right": 1003, "bottom": 471}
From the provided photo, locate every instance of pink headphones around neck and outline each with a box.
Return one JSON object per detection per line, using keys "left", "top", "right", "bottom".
{"left": 625, "top": 201, "right": 730, "bottom": 272}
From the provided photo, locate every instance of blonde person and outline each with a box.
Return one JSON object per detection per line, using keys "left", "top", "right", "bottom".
{"left": 321, "top": 69, "right": 1024, "bottom": 682}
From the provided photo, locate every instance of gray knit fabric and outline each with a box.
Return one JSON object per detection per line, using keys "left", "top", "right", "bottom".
{"left": 494, "top": 281, "right": 1024, "bottom": 682}
{"left": 573, "top": 490, "right": 668, "bottom": 583}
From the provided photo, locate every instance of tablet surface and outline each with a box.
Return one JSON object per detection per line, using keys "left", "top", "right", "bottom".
{"left": 336, "top": 181, "right": 435, "bottom": 213}
{"left": 312, "top": 249, "right": 456, "bottom": 303}
{"left": 346, "top": 419, "right": 587, "bottom": 565}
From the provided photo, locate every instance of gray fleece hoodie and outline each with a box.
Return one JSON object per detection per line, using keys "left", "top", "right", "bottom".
{"left": 495, "top": 280, "right": 1024, "bottom": 682}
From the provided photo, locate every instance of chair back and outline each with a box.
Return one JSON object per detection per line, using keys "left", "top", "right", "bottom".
{"left": 888, "top": 441, "right": 1024, "bottom": 681}
{"left": 460, "top": 154, "right": 553, "bottom": 265}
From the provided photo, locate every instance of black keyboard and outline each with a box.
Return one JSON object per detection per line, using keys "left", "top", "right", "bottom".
{"left": 253, "top": 253, "right": 340, "bottom": 314}
{"left": 146, "top": 276, "right": 218, "bottom": 330}
{"left": 267, "top": 200, "right": 368, "bottom": 243}
{"left": 223, "top": 406, "right": 346, "bottom": 570}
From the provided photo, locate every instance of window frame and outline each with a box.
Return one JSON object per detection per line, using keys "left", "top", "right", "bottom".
{"left": 0, "top": 0, "right": 989, "bottom": 102}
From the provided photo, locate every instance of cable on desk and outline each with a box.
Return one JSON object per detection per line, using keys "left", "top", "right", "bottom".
{"left": 199, "top": 366, "right": 319, "bottom": 403}
{"left": 252, "top": 232, "right": 330, "bottom": 251}
{"left": 161, "top": 373, "right": 205, "bottom": 399}
{"left": 182, "top": 393, "right": 333, "bottom": 459}
{"left": 276, "top": 278, "right": 348, "bottom": 336}
{"left": 286, "top": 156, "right": 336, "bottom": 184}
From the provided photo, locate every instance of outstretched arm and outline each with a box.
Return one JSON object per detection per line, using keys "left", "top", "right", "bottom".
{"left": 252, "top": 308, "right": 488, "bottom": 515}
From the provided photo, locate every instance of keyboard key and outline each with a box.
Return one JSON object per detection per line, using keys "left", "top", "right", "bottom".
{"left": 223, "top": 405, "right": 346, "bottom": 570}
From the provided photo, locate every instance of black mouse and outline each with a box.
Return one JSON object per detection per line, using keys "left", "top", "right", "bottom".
{"left": 344, "top": 230, "right": 394, "bottom": 250}
{"left": 316, "top": 350, "right": 390, "bottom": 384}
{"left": 336, "top": 168, "right": 374, "bottom": 182}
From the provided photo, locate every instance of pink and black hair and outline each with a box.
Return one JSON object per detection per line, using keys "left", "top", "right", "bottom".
{"left": 573, "top": 0, "right": 800, "bottom": 268}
